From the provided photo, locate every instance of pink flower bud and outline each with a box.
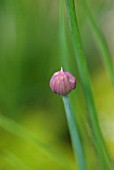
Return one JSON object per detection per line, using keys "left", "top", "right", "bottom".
{"left": 49, "top": 68, "right": 77, "bottom": 95}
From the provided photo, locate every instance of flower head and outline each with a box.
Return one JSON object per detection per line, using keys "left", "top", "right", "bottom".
{"left": 49, "top": 68, "right": 77, "bottom": 95}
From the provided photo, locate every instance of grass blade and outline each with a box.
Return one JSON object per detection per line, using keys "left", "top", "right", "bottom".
{"left": 78, "top": 0, "right": 114, "bottom": 84}
{"left": 65, "top": 0, "right": 112, "bottom": 169}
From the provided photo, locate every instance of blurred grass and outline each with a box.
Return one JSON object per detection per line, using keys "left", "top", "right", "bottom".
{"left": 0, "top": 110, "right": 76, "bottom": 170}
{"left": 0, "top": 0, "right": 114, "bottom": 169}
{"left": 77, "top": 0, "right": 114, "bottom": 85}
{"left": 2, "top": 150, "right": 31, "bottom": 170}
{"left": 0, "top": 0, "right": 58, "bottom": 113}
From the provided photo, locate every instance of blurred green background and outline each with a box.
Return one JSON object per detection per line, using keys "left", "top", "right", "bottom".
{"left": 0, "top": 0, "right": 114, "bottom": 169}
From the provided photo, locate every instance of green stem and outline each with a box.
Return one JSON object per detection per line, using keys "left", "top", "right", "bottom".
{"left": 62, "top": 95, "right": 87, "bottom": 170}
{"left": 79, "top": 0, "right": 114, "bottom": 85}
{"left": 65, "top": 0, "right": 111, "bottom": 169}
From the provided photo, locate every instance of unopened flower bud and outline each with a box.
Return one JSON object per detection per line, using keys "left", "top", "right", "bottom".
{"left": 49, "top": 68, "right": 77, "bottom": 95}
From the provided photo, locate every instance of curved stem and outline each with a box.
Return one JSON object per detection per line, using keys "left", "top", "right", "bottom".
{"left": 62, "top": 95, "right": 87, "bottom": 170}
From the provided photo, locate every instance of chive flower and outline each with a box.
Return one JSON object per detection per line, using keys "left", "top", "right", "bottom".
{"left": 49, "top": 68, "right": 86, "bottom": 170}
{"left": 49, "top": 67, "right": 77, "bottom": 95}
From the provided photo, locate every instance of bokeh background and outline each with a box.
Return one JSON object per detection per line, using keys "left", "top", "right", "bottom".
{"left": 0, "top": 0, "right": 114, "bottom": 169}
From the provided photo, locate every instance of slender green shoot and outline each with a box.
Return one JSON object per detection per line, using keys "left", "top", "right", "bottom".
{"left": 65, "top": 0, "right": 112, "bottom": 169}
{"left": 78, "top": 0, "right": 114, "bottom": 85}
{"left": 62, "top": 95, "right": 87, "bottom": 170}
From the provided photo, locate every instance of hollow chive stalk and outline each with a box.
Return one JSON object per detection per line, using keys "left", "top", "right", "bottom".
{"left": 50, "top": 68, "right": 87, "bottom": 170}
{"left": 65, "top": 0, "right": 112, "bottom": 169}
{"left": 62, "top": 95, "right": 87, "bottom": 170}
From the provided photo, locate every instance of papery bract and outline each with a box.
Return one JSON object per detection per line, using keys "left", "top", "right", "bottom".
{"left": 49, "top": 68, "right": 77, "bottom": 95}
